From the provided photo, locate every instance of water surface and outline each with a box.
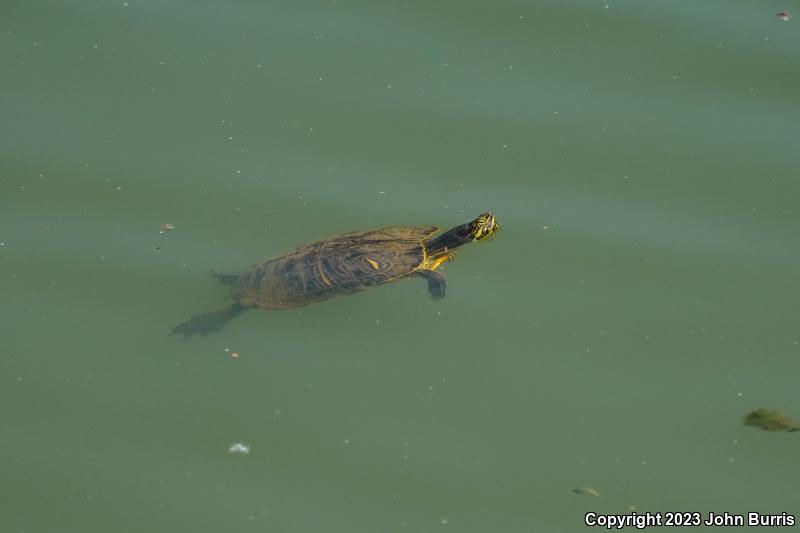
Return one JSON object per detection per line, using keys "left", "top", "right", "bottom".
{"left": 3, "top": 1, "right": 799, "bottom": 531}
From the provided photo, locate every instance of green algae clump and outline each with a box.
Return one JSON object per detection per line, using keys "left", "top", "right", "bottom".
{"left": 743, "top": 408, "right": 800, "bottom": 432}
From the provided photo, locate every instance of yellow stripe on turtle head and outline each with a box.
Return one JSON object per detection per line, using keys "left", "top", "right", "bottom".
{"left": 366, "top": 257, "right": 380, "bottom": 270}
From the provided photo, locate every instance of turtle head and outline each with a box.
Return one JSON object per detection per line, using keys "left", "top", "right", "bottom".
{"left": 469, "top": 212, "right": 499, "bottom": 241}
{"left": 426, "top": 212, "right": 499, "bottom": 255}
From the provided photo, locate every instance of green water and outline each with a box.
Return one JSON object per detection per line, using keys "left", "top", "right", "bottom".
{"left": 3, "top": 1, "right": 799, "bottom": 531}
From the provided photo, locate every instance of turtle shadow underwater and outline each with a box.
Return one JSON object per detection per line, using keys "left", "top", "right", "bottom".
{"left": 172, "top": 212, "right": 499, "bottom": 338}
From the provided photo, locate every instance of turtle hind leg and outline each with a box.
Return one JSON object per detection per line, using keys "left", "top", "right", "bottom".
{"left": 171, "top": 303, "right": 246, "bottom": 338}
{"left": 210, "top": 270, "right": 241, "bottom": 285}
{"left": 416, "top": 270, "right": 446, "bottom": 300}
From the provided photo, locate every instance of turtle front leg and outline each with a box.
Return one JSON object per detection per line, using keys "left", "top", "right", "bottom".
{"left": 416, "top": 270, "right": 446, "bottom": 300}
{"left": 427, "top": 248, "right": 457, "bottom": 271}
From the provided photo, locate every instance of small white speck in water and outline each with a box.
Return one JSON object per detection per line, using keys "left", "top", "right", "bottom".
{"left": 228, "top": 443, "right": 250, "bottom": 454}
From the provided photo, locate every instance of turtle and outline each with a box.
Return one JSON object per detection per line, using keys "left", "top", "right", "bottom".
{"left": 172, "top": 212, "right": 499, "bottom": 337}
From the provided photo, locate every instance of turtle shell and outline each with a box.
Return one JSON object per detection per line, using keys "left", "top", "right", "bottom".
{"left": 227, "top": 225, "right": 438, "bottom": 310}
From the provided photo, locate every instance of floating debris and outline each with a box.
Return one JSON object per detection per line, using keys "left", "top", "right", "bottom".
{"left": 573, "top": 486, "right": 601, "bottom": 498}
{"left": 159, "top": 223, "right": 175, "bottom": 233}
{"left": 224, "top": 347, "right": 241, "bottom": 358}
{"left": 228, "top": 442, "right": 251, "bottom": 454}
{"left": 743, "top": 408, "right": 800, "bottom": 432}
{"left": 776, "top": 11, "right": 791, "bottom": 22}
